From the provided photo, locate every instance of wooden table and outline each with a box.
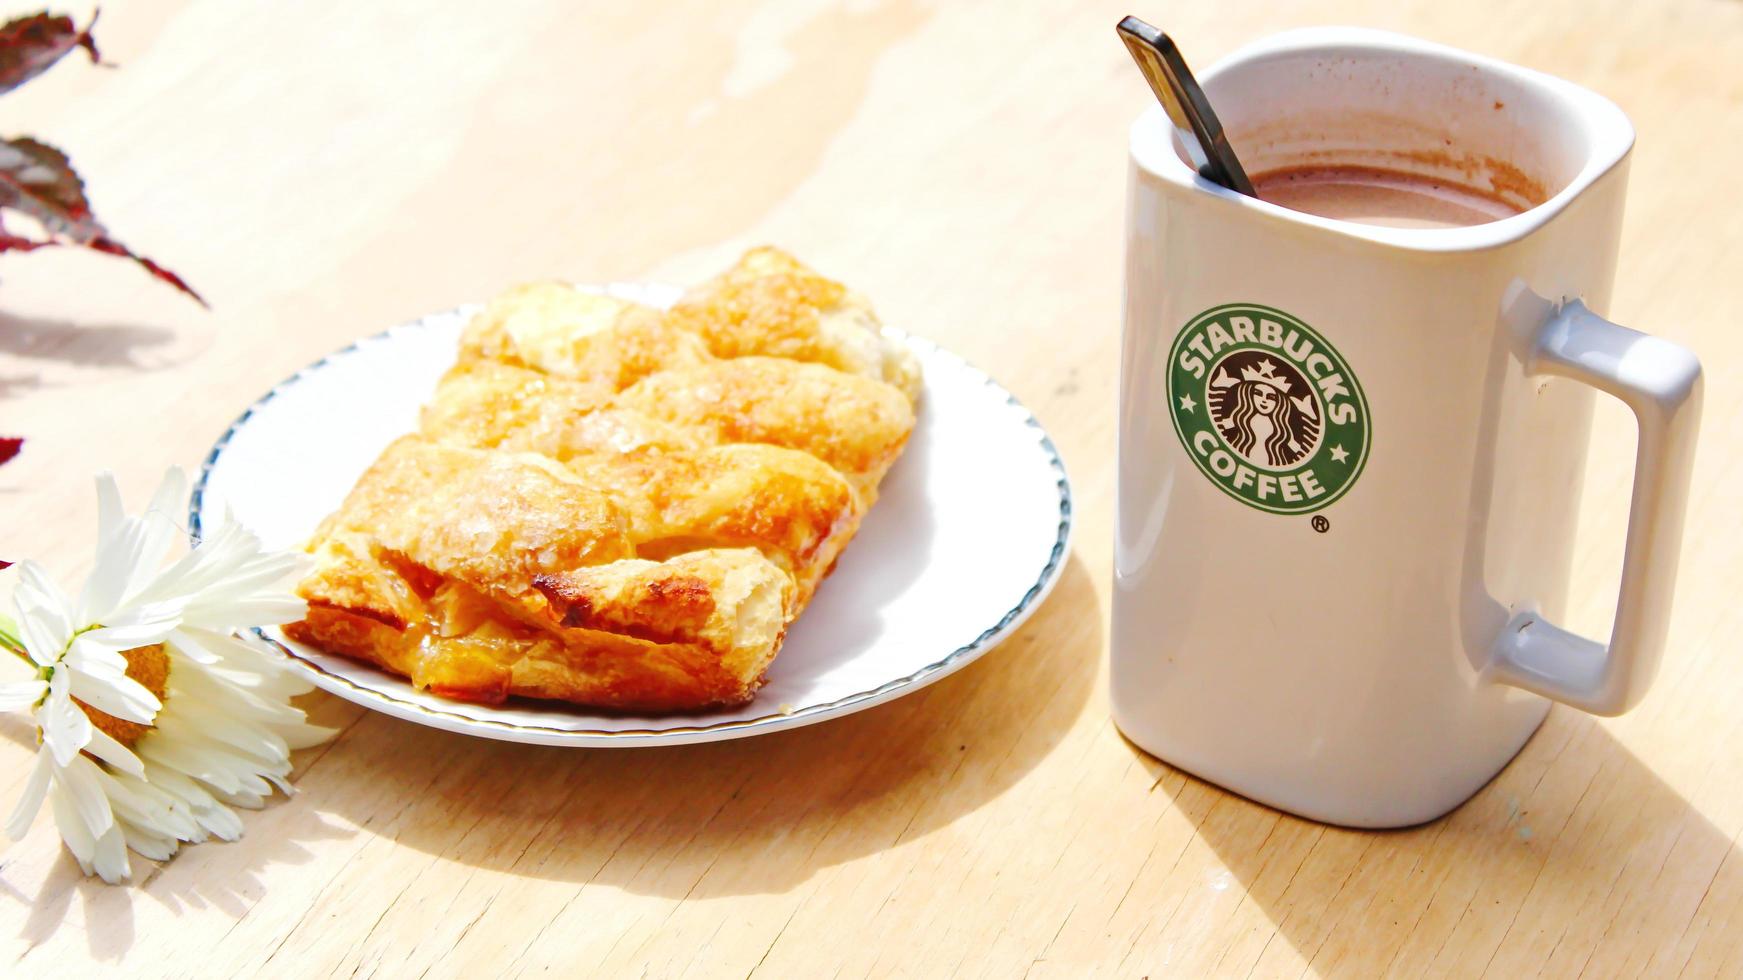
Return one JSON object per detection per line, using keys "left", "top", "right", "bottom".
{"left": 2, "top": 0, "right": 1740, "bottom": 975}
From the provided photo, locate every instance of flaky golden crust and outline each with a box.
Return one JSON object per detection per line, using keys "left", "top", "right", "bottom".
{"left": 288, "top": 247, "right": 916, "bottom": 711}
{"left": 669, "top": 246, "right": 923, "bottom": 401}
{"left": 564, "top": 443, "right": 860, "bottom": 604}
{"left": 423, "top": 356, "right": 914, "bottom": 502}
{"left": 616, "top": 358, "right": 914, "bottom": 504}
{"left": 457, "top": 282, "right": 710, "bottom": 393}
{"left": 293, "top": 440, "right": 796, "bottom": 709}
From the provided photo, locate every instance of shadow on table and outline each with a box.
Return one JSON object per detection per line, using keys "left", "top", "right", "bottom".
{"left": 0, "top": 311, "right": 186, "bottom": 370}
{"left": 0, "top": 313, "right": 162, "bottom": 403}
{"left": 317, "top": 553, "right": 1101, "bottom": 899}
{"left": 0, "top": 552, "right": 1096, "bottom": 956}
{"left": 1129, "top": 708, "right": 1741, "bottom": 976}
{"left": 0, "top": 309, "right": 208, "bottom": 405}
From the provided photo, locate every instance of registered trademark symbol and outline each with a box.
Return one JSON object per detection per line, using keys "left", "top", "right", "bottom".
{"left": 1311, "top": 515, "right": 1330, "bottom": 533}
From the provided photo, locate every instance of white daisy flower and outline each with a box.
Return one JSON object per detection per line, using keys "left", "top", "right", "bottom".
{"left": 0, "top": 467, "right": 332, "bottom": 883}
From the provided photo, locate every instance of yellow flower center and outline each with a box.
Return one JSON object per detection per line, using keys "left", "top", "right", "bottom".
{"left": 77, "top": 643, "right": 170, "bottom": 747}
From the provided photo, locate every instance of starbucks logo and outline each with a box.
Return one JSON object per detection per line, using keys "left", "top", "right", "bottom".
{"left": 1206, "top": 349, "right": 1321, "bottom": 470}
{"left": 1167, "top": 304, "right": 1369, "bottom": 515}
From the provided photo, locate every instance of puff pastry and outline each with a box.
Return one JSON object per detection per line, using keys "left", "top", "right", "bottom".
{"left": 285, "top": 247, "right": 919, "bottom": 711}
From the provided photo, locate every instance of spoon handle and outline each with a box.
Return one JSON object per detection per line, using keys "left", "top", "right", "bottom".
{"left": 1116, "top": 17, "right": 1255, "bottom": 197}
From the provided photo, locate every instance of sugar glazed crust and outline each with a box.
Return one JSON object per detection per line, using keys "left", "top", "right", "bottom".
{"left": 283, "top": 248, "right": 921, "bottom": 712}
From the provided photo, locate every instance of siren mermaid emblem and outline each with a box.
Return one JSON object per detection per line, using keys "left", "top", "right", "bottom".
{"left": 1166, "top": 303, "right": 1369, "bottom": 515}
{"left": 1207, "top": 350, "right": 1321, "bottom": 469}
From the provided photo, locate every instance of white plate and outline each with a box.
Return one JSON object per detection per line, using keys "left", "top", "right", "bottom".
{"left": 191, "top": 283, "right": 1071, "bottom": 746}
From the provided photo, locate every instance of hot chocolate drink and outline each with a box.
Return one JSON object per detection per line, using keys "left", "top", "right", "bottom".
{"left": 1252, "top": 164, "right": 1525, "bottom": 228}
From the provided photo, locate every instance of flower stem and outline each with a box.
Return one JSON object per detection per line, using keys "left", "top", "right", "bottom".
{"left": 0, "top": 612, "right": 25, "bottom": 660}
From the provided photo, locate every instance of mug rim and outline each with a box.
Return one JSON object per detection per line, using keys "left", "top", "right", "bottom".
{"left": 1127, "top": 27, "right": 1636, "bottom": 254}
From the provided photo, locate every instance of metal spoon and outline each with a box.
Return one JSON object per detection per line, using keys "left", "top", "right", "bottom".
{"left": 1116, "top": 16, "right": 1255, "bottom": 197}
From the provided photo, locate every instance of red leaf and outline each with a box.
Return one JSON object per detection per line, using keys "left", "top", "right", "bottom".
{"left": 0, "top": 11, "right": 100, "bottom": 97}
{"left": 2, "top": 438, "right": 20, "bottom": 565}
{"left": 87, "top": 236, "right": 207, "bottom": 306}
{"left": 0, "top": 137, "right": 96, "bottom": 232}
{"left": 0, "top": 137, "right": 206, "bottom": 305}
{"left": 0, "top": 231, "right": 45, "bottom": 252}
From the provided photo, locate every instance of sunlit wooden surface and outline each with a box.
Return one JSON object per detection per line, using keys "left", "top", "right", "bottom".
{"left": 3, "top": 0, "right": 1742, "bottom": 975}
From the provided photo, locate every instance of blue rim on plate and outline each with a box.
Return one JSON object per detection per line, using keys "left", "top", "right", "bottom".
{"left": 189, "top": 296, "right": 1073, "bottom": 744}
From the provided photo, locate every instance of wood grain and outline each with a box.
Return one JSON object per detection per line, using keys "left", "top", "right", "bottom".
{"left": 2, "top": 0, "right": 1741, "bottom": 975}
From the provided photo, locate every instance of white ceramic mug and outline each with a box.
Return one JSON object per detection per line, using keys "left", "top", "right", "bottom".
{"left": 1112, "top": 28, "right": 1703, "bottom": 828}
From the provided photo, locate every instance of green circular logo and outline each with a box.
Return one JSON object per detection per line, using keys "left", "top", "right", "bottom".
{"left": 1166, "top": 303, "right": 1369, "bottom": 515}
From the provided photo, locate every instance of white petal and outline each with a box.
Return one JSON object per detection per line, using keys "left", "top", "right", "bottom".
{"left": 76, "top": 514, "right": 150, "bottom": 625}
{"left": 49, "top": 779, "right": 96, "bottom": 868}
{"left": 93, "top": 471, "right": 125, "bottom": 550}
{"left": 163, "top": 639, "right": 328, "bottom": 752}
{"left": 183, "top": 596, "right": 307, "bottom": 630}
{"left": 52, "top": 755, "right": 115, "bottom": 839}
{"left": 74, "top": 614, "right": 181, "bottom": 654}
{"left": 5, "top": 748, "right": 54, "bottom": 839}
{"left": 62, "top": 639, "right": 129, "bottom": 676}
{"left": 38, "top": 673, "right": 92, "bottom": 765}
{"left": 184, "top": 715, "right": 288, "bottom": 768}
{"left": 89, "top": 821, "right": 131, "bottom": 884}
{"left": 193, "top": 671, "right": 308, "bottom": 726}
{"left": 185, "top": 627, "right": 282, "bottom": 672}
{"left": 134, "top": 549, "right": 215, "bottom": 606}
{"left": 118, "top": 821, "right": 178, "bottom": 862}
{"left": 81, "top": 469, "right": 192, "bottom": 626}
{"left": 65, "top": 668, "right": 161, "bottom": 726}
{"left": 163, "top": 655, "right": 305, "bottom": 727}
{"left": 165, "top": 627, "right": 224, "bottom": 665}
{"left": 118, "top": 818, "right": 181, "bottom": 858}
{"left": 49, "top": 779, "right": 130, "bottom": 884}
{"left": 12, "top": 561, "right": 73, "bottom": 666}
{"left": 185, "top": 550, "right": 306, "bottom": 602}
{"left": 127, "top": 468, "right": 190, "bottom": 605}
{"left": 47, "top": 756, "right": 132, "bottom": 884}
{"left": 135, "top": 520, "right": 250, "bottom": 603}
{"left": 282, "top": 721, "right": 338, "bottom": 751}
{"left": 97, "top": 769, "right": 197, "bottom": 842}
{"left": 182, "top": 555, "right": 307, "bottom": 608}
{"left": 138, "top": 733, "right": 260, "bottom": 795}
{"left": 139, "top": 766, "right": 243, "bottom": 841}
{"left": 0, "top": 679, "right": 47, "bottom": 712}
{"left": 83, "top": 723, "right": 145, "bottom": 777}
{"left": 145, "top": 467, "right": 188, "bottom": 531}
{"left": 182, "top": 598, "right": 308, "bottom": 633}
{"left": 137, "top": 515, "right": 307, "bottom": 630}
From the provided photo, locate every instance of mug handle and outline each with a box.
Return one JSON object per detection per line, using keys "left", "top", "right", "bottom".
{"left": 1488, "top": 300, "right": 1703, "bottom": 716}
